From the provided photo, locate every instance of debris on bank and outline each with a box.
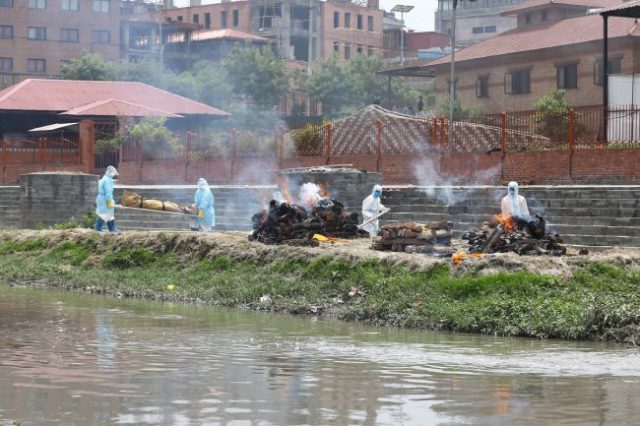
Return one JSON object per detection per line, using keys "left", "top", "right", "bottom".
{"left": 372, "top": 221, "right": 454, "bottom": 257}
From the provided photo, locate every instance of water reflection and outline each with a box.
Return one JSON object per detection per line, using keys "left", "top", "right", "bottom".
{"left": 1, "top": 286, "right": 639, "bottom": 425}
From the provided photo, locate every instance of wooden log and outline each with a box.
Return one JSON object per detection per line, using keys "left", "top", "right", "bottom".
{"left": 482, "top": 225, "right": 504, "bottom": 253}
{"left": 423, "top": 220, "right": 453, "bottom": 231}
{"left": 380, "top": 222, "right": 422, "bottom": 232}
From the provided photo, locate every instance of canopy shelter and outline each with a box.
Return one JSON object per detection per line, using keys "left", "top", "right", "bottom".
{"left": 593, "top": 1, "right": 640, "bottom": 141}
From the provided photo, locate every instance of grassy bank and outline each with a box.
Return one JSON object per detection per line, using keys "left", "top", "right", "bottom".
{"left": 1, "top": 230, "right": 640, "bottom": 343}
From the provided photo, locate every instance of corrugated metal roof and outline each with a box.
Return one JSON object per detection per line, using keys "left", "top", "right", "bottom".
{"left": 0, "top": 79, "right": 230, "bottom": 117}
{"left": 502, "top": 0, "right": 621, "bottom": 15}
{"left": 60, "top": 99, "right": 183, "bottom": 118}
{"left": 590, "top": 0, "right": 640, "bottom": 15}
{"left": 29, "top": 122, "right": 78, "bottom": 132}
{"left": 426, "top": 14, "right": 639, "bottom": 68}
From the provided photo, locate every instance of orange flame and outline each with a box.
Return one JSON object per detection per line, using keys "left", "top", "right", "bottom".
{"left": 276, "top": 175, "right": 293, "bottom": 204}
{"left": 494, "top": 214, "right": 516, "bottom": 234}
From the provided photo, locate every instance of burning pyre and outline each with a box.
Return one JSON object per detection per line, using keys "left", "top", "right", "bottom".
{"left": 249, "top": 183, "right": 368, "bottom": 245}
{"left": 462, "top": 214, "right": 566, "bottom": 256}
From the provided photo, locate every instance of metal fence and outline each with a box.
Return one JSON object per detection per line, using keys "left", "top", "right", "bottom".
{"left": 0, "top": 133, "right": 80, "bottom": 164}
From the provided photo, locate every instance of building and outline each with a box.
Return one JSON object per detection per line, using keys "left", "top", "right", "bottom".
{"left": 435, "top": 0, "right": 528, "bottom": 46}
{"left": 0, "top": 0, "right": 121, "bottom": 89}
{"left": 425, "top": 0, "right": 636, "bottom": 113}
{"left": 162, "top": 0, "right": 384, "bottom": 62}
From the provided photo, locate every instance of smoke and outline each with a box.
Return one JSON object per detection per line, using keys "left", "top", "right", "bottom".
{"left": 411, "top": 154, "right": 501, "bottom": 207}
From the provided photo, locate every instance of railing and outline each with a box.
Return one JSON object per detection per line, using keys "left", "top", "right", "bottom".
{"left": 0, "top": 134, "right": 80, "bottom": 164}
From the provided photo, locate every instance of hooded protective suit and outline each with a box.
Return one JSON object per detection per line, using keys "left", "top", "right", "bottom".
{"left": 194, "top": 178, "right": 215, "bottom": 230}
{"left": 501, "top": 181, "right": 530, "bottom": 218}
{"left": 95, "top": 166, "right": 118, "bottom": 232}
{"left": 361, "top": 184, "right": 385, "bottom": 236}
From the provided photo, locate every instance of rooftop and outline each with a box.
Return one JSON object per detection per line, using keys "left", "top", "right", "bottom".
{"left": 0, "top": 79, "right": 229, "bottom": 117}
{"left": 501, "top": 0, "right": 621, "bottom": 16}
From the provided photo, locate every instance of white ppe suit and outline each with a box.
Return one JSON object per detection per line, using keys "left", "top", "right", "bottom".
{"left": 501, "top": 181, "right": 530, "bottom": 218}
{"left": 361, "top": 184, "right": 385, "bottom": 236}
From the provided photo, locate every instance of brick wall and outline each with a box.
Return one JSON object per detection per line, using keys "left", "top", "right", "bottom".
{"left": 118, "top": 148, "right": 640, "bottom": 186}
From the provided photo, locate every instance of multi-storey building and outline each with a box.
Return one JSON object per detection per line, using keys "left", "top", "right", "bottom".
{"left": 435, "top": 0, "right": 528, "bottom": 46}
{"left": 162, "top": 0, "right": 383, "bottom": 62}
{"left": 0, "top": 0, "right": 120, "bottom": 88}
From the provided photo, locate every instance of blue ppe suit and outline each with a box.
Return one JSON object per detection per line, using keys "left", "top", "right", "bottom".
{"left": 195, "top": 183, "right": 215, "bottom": 230}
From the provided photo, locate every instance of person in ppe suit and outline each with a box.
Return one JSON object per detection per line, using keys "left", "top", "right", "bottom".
{"left": 501, "top": 181, "right": 530, "bottom": 219}
{"left": 194, "top": 178, "right": 215, "bottom": 231}
{"left": 95, "top": 165, "right": 119, "bottom": 232}
{"left": 361, "top": 184, "right": 385, "bottom": 236}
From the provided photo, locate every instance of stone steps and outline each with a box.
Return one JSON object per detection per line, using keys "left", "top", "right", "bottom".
{"left": 0, "top": 186, "right": 21, "bottom": 228}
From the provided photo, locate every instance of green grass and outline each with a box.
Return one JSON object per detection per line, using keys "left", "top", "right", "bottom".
{"left": 2, "top": 233, "right": 640, "bottom": 343}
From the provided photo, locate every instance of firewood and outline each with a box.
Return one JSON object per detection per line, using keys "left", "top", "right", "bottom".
{"left": 424, "top": 220, "right": 453, "bottom": 231}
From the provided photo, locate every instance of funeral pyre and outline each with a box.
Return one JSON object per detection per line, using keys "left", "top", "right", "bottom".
{"left": 371, "top": 220, "right": 454, "bottom": 257}
{"left": 462, "top": 214, "right": 566, "bottom": 256}
{"left": 249, "top": 186, "right": 369, "bottom": 245}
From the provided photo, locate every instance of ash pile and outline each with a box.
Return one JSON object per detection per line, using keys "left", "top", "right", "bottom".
{"left": 249, "top": 198, "right": 368, "bottom": 245}
{"left": 372, "top": 220, "right": 454, "bottom": 257}
{"left": 463, "top": 214, "right": 566, "bottom": 256}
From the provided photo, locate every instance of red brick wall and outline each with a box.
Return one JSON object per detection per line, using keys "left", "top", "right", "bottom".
{"left": 116, "top": 148, "right": 640, "bottom": 186}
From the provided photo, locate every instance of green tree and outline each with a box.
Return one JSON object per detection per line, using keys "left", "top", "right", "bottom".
{"left": 225, "top": 46, "right": 289, "bottom": 108}
{"left": 60, "top": 52, "right": 115, "bottom": 81}
{"left": 307, "top": 57, "right": 354, "bottom": 117}
{"left": 534, "top": 89, "right": 570, "bottom": 141}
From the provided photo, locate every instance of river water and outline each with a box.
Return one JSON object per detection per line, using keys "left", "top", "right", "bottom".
{"left": 1, "top": 286, "right": 640, "bottom": 426}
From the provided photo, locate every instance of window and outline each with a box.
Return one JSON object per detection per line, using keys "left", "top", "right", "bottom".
{"left": 233, "top": 9, "right": 239, "bottom": 27}
{"left": 27, "top": 58, "right": 46, "bottom": 73}
{"left": 93, "top": 0, "right": 109, "bottom": 13}
{"left": 357, "top": 44, "right": 363, "bottom": 54}
{"left": 472, "top": 26, "right": 483, "bottom": 34}
{"left": 367, "top": 46, "right": 374, "bottom": 56}
{"left": 92, "top": 30, "right": 110, "bottom": 44}
{"left": 28, "top": 0, "right": 46, "bottom": 9}
{"left": 368, "top": 16, "right": 374, "bottom": 31}
{"left": 62, "top": 0, "right": 79, "bottom": 11}
{"left": 333, "top": 41, "right": 339, "bottom": 54}
{"left": 357, "top": 14, "right": 363, "bottom": 30}
{"left": 177, "top": 16, "right": 183, "bottom": 22}
{"left": 476, "top": 76, "right": 489, "bottom": 98}
{"left": 0, "top": 0, "right": 12, "bottom": 7}
{"left": 221, "top": 11, "right": 227, "bottom": 28}
{"left": 205, "top": 12, "right": 211, "bottom": 29}
{"left": 541, "top": 10, "right": 548, "bottom": 21}
{"left": 60, "top": 28, "right": 79, "bottom": 42}
{"left": 28, "top": 27, "right": 46, "bottom": 40}
{"left": 594, "top": 57, "right": 622, "bottom": 86}
{"left": 556, "top": 64, "right": 577, "bottom": 89}
{"left": 345, "top": 12, "right": 351, "bottom": 28}
{"left": 0, "top": 25, "right": 12, "bottom": 39}
{"left": 193, "top": 14, "right": 199, "bottom": 24}
{"left": 485, "top": 25, "right": 496, "bottom": 33}
{"left": 344, "top": 44, "right": 351, "bottom": 60}
{"left": 525, "top": 13, "right": 532, "bottom": 24}
{"left": 334, "top": 11, "right": 339, "bottom": 28}
{"left": 505, "top": 69, "right": 531, "bottom": 94}
{"left": 0, "top": 57, "right": 12, "bottom": 72}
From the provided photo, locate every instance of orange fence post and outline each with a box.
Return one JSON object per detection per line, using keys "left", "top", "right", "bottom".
{"left": 375, "top": 120, "right": 383, "bottom": 172}
{"left": 325, "top": 122, "right": 333, "bottom": 165}
{"left": 432, "top": 117, "right": 438, "bottom": 144}
{"left": 500, "top": 112, "right": 507, "bottom": 152}
{"left": 568, "top": 109, "right": 575, "bottom": 150}
{"left": 440, "top": 116, "right": 446, "bottom": 146}
{"left": 231, "top": 129, "right": 237, "bottom": 182}
{"left": 183, "top": 131, "right": 191, "bottom": 162}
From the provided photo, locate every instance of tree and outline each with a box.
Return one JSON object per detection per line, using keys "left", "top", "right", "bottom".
{"left": 307, "top": 57, "right": 354, "bottom": 117}
{"left": 225, "top": 46, "right": 289, "bottom": 109}
{"left": 60, "top": 52, "right": 116, "bottom": 81}
{"left": 534, "top": 90, "right": 571, "bottom": 141}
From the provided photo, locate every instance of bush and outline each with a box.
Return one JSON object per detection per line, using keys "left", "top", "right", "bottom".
{"left": 126, "top": 117, "right": 181, "bottom": 160}
{"left": 102, "top": 247, "right": 155, "bottom": 268}
{"left": 291, "top": 124, "right": 324, "bottom": 156}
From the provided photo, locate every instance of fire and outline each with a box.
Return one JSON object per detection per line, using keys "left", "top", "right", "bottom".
{"left": 276, "top": 175, "right": 293, "bottom": 204}
{"left": 494, "top": 214, "right": 517, "bottom": 234}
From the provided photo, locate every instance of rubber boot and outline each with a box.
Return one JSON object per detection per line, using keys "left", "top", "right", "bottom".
{"left": 107, "top": 220, "right": 117, "bottom": 233}
{"left": 95, "top": 217, "right": 105, "bottom": 232}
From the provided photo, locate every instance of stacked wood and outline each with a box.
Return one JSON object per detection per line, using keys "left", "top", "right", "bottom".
{"left": 249, "top": 199, "right": 368, "bottom": 245}
{"left": 462, "top": 215, "right": 566, "bottom": 256}
{"left": 372, "top": 221, "right": 454, "bottom": 257}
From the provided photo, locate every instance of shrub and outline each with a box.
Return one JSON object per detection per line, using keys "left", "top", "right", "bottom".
{"left": 291, "top": 124, "right": 324, "bottom": 156}
{"left": 102, "top": 248, "right": 156, "bottom": 268}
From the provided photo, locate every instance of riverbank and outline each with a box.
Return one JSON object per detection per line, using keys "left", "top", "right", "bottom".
{"left": 2, "top": 229, "right": 640, "bottom": 343}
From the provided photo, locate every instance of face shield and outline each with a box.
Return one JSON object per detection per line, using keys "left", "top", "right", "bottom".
{"left": 507, "top": 181, "right": 518, "bottom": 197}
{"left": 372, "top": 184, "right": 382, "bottom": 199}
